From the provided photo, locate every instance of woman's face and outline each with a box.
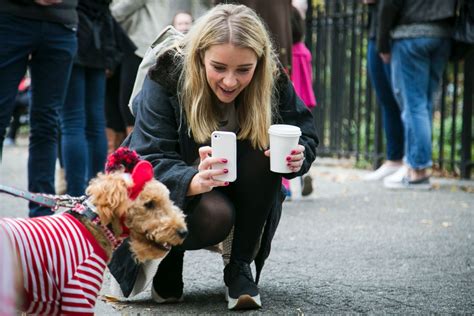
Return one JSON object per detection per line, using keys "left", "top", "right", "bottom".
{"left": 203, "top": 43, "right": 258, "bottom": 104}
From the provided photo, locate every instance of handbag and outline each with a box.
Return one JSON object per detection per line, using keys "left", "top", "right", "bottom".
{"left": 451, "top": 0, "right": 474, "bottom": 60}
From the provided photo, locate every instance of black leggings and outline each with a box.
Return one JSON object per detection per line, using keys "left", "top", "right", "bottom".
{"left": 178, "top": 140, "right": 281, "bottom": 263}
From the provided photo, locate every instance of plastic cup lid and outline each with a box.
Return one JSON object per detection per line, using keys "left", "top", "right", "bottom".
{"left": 268, "top": 124, "right": 302, "bottom": 137}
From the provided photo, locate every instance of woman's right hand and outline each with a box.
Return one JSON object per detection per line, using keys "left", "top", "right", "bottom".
{"left": 186, "top": 146, "right": 230, "bottom": 196}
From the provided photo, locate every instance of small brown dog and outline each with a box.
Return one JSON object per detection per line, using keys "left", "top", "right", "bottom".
{"left": 0, "top": 148, "right": 187, "bottom": 315}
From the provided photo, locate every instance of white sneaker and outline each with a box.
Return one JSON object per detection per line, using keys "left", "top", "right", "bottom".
{"left": 363, "top": 164, "right": 403, "bottom": 181}
{"left": 383, "top": 166, "right": 408, "bottom": 187}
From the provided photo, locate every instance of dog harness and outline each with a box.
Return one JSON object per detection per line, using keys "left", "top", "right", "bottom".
{"left": 0, "top": 214, "right": 108, "bottom": 316}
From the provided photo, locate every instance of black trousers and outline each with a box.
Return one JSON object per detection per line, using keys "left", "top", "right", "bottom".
{"left": 179, "top": 140, "right": 281, "bottom": 263}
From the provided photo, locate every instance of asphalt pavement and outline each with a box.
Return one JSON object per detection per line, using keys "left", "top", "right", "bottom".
{"left": 1, "top": 138, "right": 473, "bottom": 315}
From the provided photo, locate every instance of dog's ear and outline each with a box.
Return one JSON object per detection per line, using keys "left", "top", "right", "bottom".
{"left": 86, "top": 173, "right": 130, "bottom": 226}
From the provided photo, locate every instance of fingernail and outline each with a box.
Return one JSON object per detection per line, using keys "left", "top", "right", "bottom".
{"left": 286, "top": 156, "right": 292, "bottom": 161}
{"left": 291, "top": 150, "right": 297, "bottom": 154}
{"left": 223, "top": 169, "right": 228, "bottom": 173}
{"left": 225, "top": 181, "right": 229, "bottom": 186}
{"left": 221, "top": 159, "right": 228, "bottom": 163}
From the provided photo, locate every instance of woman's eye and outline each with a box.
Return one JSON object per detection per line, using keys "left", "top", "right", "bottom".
{"left": 237, "top": 68, "right": 250, "bottom": 73}
{"left": 213, "top": 66, "right": 226, "bottom": 72}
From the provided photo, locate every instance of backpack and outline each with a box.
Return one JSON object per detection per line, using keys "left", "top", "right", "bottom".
{"left": 451, "top": 0, "right": 474, "bottom": 60}
{"left": 128, "top": 26, "right": 184, "bottom": 115}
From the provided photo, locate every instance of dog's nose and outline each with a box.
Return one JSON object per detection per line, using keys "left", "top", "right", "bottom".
{"left": 177, "top": 228, "right": 188, "bottom": 239}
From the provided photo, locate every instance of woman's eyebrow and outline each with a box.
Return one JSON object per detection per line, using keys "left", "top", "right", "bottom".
{"left": 210, "top": 60, "right": 254, "bottom": 67}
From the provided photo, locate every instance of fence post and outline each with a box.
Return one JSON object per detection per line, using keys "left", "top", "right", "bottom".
{"left": 461, "top": 53, "right": 473, "bottom": 179}
{"left": 305, "top": 0, "right": 313, "bottom": 50}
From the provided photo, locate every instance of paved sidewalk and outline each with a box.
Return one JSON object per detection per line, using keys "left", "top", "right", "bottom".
{"left": 1, "top": 139, "right": 473, "bottom": 314}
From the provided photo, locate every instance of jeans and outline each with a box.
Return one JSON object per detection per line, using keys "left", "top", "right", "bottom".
{"left": 391, "top": 37, "right": 451, "bottom": 170}
{"left": 367, "top": 40, "right": 404, "bottom": 161}
{"left": 60, "top": 65, "right": 107, "bottom": 196}
{"left": 0, "top": 14, "right": 77, "bottom": 217}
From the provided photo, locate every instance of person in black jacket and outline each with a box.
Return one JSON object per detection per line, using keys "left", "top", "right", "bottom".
{"left": 108, "top": 4, "right": 318, "bottom": 311}
{"left": 0, "top": 0, "right": 78, "bottom": 217}
{"left": 377, "top": 0, "right": 456, "bottom": 190}
{"left": 59, "top": 0, "right": 133, "bottom": 196}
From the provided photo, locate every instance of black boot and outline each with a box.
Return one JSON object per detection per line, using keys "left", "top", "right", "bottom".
{"left": 152, "top": 248, "right": 184, "bottom": 303}
{"left": 224, "top": 260, "right": 261, "bottom": 310}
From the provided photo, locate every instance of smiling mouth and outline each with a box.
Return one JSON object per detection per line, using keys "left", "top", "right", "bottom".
{"left": 220, "top": 86, "right": 237, "bottom": 94}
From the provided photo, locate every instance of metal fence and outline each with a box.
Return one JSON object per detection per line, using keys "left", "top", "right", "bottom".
{"left": 306, "top": 0, "right": 473, "bottom": 179}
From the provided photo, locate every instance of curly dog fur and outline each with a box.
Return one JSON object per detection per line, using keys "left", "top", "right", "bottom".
{"left": 84, "top": 170, "right": 187, "bottom": 261}
{"left": 0, "top": 169, "right": 187, "bottom": 314}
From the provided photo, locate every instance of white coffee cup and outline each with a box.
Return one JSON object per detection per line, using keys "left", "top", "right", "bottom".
{"left": 268, "top": 124, "right": 302, "bottom": 173}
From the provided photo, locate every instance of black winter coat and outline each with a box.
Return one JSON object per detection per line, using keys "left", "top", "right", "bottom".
{"left": 75, "top": 0, "right": 135, "bottom": 70}
{"left": 0, "top": 0, "right": 78, "bottom": 25}
{"left": 108, "top": 49, "right": 319, "bottom": 297}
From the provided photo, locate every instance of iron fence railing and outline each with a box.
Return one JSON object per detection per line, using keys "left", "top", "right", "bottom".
{"left": 306, "top": 0, "right": 473, "bottom": 179}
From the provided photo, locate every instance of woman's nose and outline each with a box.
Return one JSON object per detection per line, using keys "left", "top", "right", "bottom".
{"left": 222, "top": 74, "right": 237, "bottom": 87}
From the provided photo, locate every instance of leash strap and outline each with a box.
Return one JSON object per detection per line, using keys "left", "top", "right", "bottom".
{"left": 0, "top": 184, "right": 58, "bottom": 209}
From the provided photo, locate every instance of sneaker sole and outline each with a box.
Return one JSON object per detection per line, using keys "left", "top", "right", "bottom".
{"left": 151, "top": 286, "right": 183, "bottom": 304}
{"left": 225, "top": 288, "right": 261, "bottom": 310}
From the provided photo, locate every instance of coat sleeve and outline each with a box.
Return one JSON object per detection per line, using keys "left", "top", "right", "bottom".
{"left": 275, "top": 72, "right": 319, "bottom": 179}
{"left": 124, "top": 76, "right": 198, "bottom": 209}
{"left": 110, "top": 0, "right": 148, "bottom": 23}
{"left": 376, "top": 0, "right": 403, "bottom": 53}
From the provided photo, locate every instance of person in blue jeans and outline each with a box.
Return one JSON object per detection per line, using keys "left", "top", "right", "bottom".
{"left": 0, "top": 0, "right": 78, "bottom": 217}
{"left": 377, "top": 0, "right": 456, "bottom": 190}
{"left": 60, "top": 0, "right": 130, "bottom": 196}
{"left": 362, "top": 0, "right": 404, "bottom": 182}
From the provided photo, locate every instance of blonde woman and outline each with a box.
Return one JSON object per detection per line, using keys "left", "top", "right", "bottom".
{"left": 109, "top": 4, "right": 318, "bottom": 310}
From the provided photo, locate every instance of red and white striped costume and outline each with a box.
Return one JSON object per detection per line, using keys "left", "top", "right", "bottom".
{"left": 0, "top": 213, "right": 108, "bottom": 315}
{"left": 0, "top": 228, "right": 16, "bottom": 316}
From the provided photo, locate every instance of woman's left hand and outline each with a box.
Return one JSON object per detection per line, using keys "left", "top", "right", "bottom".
{"left": 264, "top": 144, "right": 306, "bottom": 173}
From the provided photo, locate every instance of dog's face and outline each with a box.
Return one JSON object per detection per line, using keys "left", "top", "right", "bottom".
{"left": 86, "top": 172, "right": 187, "bottom": 262}
{"left": 126, "top": 179, "right": 187, "bottom": 261}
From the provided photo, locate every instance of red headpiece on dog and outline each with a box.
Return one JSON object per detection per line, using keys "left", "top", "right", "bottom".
{"left": 105, "top": 147, "right": 154, "bottom": 200}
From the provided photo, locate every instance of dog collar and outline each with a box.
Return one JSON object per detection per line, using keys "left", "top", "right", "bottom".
{"left": 71, "top": 200, "right": 125, "bottom": 250}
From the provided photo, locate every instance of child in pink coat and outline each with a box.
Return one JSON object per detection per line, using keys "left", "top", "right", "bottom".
{"left": 283, "top": 6, "right": 317, "bottom": 199}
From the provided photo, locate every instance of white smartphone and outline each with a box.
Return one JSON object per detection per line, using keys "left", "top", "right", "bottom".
{"left": 211, "top": 131, "right": 237, "bottom": 182}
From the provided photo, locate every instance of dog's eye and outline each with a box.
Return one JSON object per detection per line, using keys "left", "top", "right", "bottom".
{"left": 144, "top": 201, "right": 156, "bottom": 209}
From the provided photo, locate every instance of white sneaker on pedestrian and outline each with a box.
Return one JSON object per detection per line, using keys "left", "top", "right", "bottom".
{"left": 363, "top": 164, "right": 402, "bottom": 181}
{"left": 383, "top": 165, "right": 408, "bottom": 187}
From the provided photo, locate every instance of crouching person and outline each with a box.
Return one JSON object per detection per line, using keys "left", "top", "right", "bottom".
{"left": 108, "top": 4, "right": 319, "bottom": 310}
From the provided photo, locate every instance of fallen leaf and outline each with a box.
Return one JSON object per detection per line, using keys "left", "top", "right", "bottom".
{"left": 100, "top": 295, "right": 120, "bottom": 303}
{"left": 421, "top": 219, "right": 432, "bottom": 225}
{"left": 460, "top": 186, "right": 474, "bottom": 193}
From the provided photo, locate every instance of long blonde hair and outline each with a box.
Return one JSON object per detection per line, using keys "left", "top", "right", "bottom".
{"left": 178, "top": 4, "right": 280, "bottom": 149}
